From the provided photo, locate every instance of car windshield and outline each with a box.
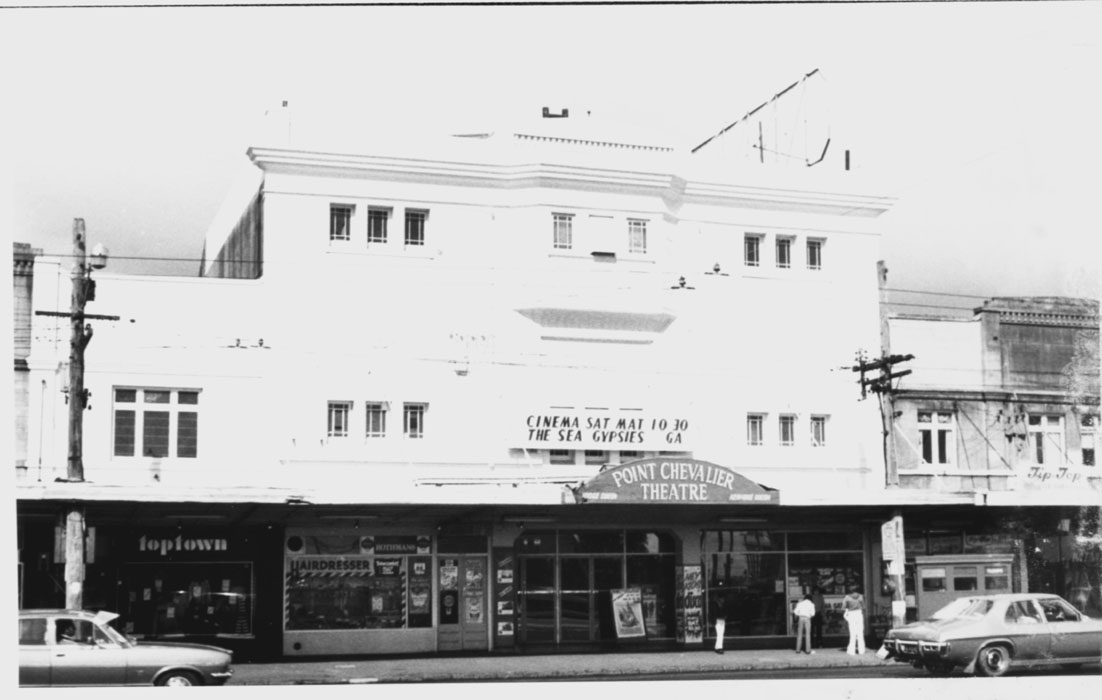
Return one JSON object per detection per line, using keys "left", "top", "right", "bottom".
{"left": 929, "top": 598, "right": 993, "bottom": 620}
{"left": 94, "top": 619, "right": 133, "bottom": 648}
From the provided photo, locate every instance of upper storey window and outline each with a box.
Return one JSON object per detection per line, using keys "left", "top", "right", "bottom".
{"left": 776, "top": 237, "right": 793, "bottom": 269}
{"left": 368, "top": 208, "right": 390, "bottom": 244}
{"left": 553, "top": 213, "right": 574, "bottom": 250}
{"left": 627, "top": 219, "right": 648, "bottom": 254}
{"left": 744, "top": 234, "right": 762, "bottom": 267}
{"left": 330, "top": 205, "right": 353, "bottom": 242}
{"left": 807, "top": 239, "right": 824, "bottom": 270}
{"left": 405, "top": 210, "right": 427, "bottom": 247}
{"left": 114, "top": 388, "right": 199, "bottom": 458}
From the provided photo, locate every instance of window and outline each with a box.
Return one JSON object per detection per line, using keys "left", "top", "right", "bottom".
{"left": 747, "top": 414, "right": 764, "bottom": 446}
{"left": 921, "top": 568, "right": 946, "bottom": 593}
{"left": 404, "top": 209, "right": 427, "bottom": 247}
{"left": 584, "top": 450, "right": 607, "bottom": 465}
{"left": 952, "top": 566, "right": 978, "bottom": 591}
{"left": 984, "top": 566, "right": 1010, "bottom": 591}
{"left": 1082, "top": 414, "right": 1097, "bottom": 466}
{"left": 328, "top": 401, "right": 351, "bottom": 438}
{"left": 550, "top": 449, "right": 574, "bottom": 465}
{"left": 19, "top": 618, "right": 46, "bottom": 645}
{"left": 404, "top": 403, "right": 426, "bottom": 439}
{"left": 1039, "top": 597, "right": 1080, "bottom": 623}
{"left": 1005, "top": 600, "right": 1043, "bottom": 624}
{"left": 113, "top": 388, "right": 199, "bottom": 458}
{"left": 810, "top": 415, "right": 828, "bottom": 447}
{"left": 919, "top": 411, "right": 954, "bottom": 465}
{"left": 620, "top": 450, "right": 643, "bottom": 461}
{"left": 627, "top": 219, "right": 647, "bottom": 254}
{"left": 1028, "top": 414, "right": 1065, "bottom": 464}
{"left": 367, "top": 208, "right": 389, "bottom": 244}
{"left": 775, "top": 237, "right": 793, "bottom": 269}
{"left": 330, "top": 205, "right": 353, "bottom": 242}
{"left": 744, "top": 234, "right": 761, "bottom": 267}
{"left": 365, "top": 402, "right": 387, "bottom": 438}
{"left": 553, "top": 213, "right": 573, "bottom": 250}
{"left": 807, "top": 239, "right": 823, "bottom": 270}
{"left": 779, "top": 415, "right": 796, "bottom": 446}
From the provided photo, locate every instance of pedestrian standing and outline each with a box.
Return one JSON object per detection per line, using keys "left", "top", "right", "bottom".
{"left": 793, "top": 594, "right": 815, "bottom": 654}
{"left": 810, "top": 585, "right": 825, "bottom": 648}
{"left": 842, "top": 585, "right": 866, "bottom": 654}
{"left": 712, "top": 591, "right": 727, "bottom": 654}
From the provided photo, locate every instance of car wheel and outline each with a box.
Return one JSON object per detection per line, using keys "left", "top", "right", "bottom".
{"left": 156, "top": 670, "right": 202, "bottom": 687}
{"left": 976, "top": 644, "right": 1012, "bottom": 677}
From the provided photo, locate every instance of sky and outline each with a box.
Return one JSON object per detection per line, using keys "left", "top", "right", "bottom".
{"left": 3, "top": 1, "right": 1100, "bottom": 312}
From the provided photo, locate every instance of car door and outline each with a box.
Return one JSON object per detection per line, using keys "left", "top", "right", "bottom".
{"left": 1003, "top": 599, "right": 1051, "bottom": 662}
{"left": 49, "top": 617, "right": 129, "bottom": 686}
{"left": 1039, "top": 598, "right": 1102, "bottom": 661}
{"left": 18, "top": 616, "right": 52, "bottom": 687}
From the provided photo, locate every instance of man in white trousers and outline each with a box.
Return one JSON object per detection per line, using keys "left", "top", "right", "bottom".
{"left": 842, "top": 585, "right": 866, "bottom": 654}
{"left": 712, "top": 592, "right": 728, "bottom": 654}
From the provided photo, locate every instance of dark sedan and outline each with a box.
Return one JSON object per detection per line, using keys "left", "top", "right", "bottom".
{"left": 19, "top": 609, "right": 234, "bottom": 687}
{"left": 882, "top": 593, "right": 1102, "bottom": 676}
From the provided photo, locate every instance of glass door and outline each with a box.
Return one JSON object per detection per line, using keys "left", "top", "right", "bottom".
{"left": 518, "top": 556, "right": 556, "bottom": 644}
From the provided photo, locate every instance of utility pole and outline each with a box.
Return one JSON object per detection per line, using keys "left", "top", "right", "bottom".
{"left": 60, "top": 219, "right": 112, "bottom": 610}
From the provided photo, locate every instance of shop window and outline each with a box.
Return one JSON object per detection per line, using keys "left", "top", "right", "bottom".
{"left": 952, "top": 566, "right": 978, "bottom": 591}
{"left": 921, "top": 568, "right": 946, "bottom": 593}
{"left": 367, "top": 208, "right": 390, "bottom": 244}
{"left": 558, "top": 530, "right": 624, "bottom": 554}
{"left": 625, "top": 531, "right": 676, "bottom": 554}
{"left": 919, "top": 411, "right": 954, "bottom": 465}
{"left": 404, "top": 209, "right": 427, "bottom": 247}
{"left": 113, "top": 387, "right": 200, "bottom": 459}
{"left": 1028, "top": 414, "right": 1065, "bottom": 464}
{"left": 329, "top": 204, "right": 353, "bottom": 242}
{"left": 787, "top": 530, "right": 863, "bottom": 551}
{"left": 121, "top": 562, "right": 253, "bottom": 638}
{"left": 984, "top": 566, "right": 1010, "bottom": 591}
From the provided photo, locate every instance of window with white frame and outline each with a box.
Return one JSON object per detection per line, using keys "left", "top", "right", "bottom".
{"left": 919, "top": 411, "right": 954, "bottom": 465}
{"left": 807, "top": 239, "right": 824, "bottom": 270}
{"left": 1082, "top": 414, "right": 1097, "bottom": 466}
{"left": 584, "top": 450, "right": 607, "bottom": 465}
{"left": 553, "top": 213, "right": 573, "bottom": 250}
{"left": 744, "top": 234, "right": 762, "bottom": 267}
{"left": 810, "top": 415, "right": 828, "bottom": 447}
{"left": 367, "top": 208, "right": 390, "bottom": 244}
{"left": 330, "top": 205, "right": 353, "bottom": 242}
{"left": 779, "top": 415, "right": 796, "bottom": 446}
{"left": 1028, "top": 414, "right": 1065, "bottom": 465}
{"left": 113, "top": 388, "right": 199, "bottom": 458}
{"left": 627, "top": 219, "right": 647, "bottom": 254}
{"left": 328, "top": 401, "right": 352, "bottom": 438}
{"left": 747, "top": 414, "right": 764, "bottom": 446}
{"left": 365, "top": 402, "right": 388, "bottom": 438}
{"left": 404, "top": 209, "right": 427, "bottom": 246}
{"left": 776, "top": 237, "right": 793, "bottom": 269}
{"left": 404, "top": 403, "right": 427, "bottom": 439}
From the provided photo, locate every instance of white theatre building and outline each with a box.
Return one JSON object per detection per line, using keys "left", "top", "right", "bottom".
{"left": 22, "top": 104, "right": 1057, "bottom": 661}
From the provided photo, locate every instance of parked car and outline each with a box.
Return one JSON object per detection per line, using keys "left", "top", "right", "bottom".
{"left": 882, "top": 593, "right": 1102, "bottom": 676}
{"left": 18, "top": 609, "right": 234, "bottom": 687}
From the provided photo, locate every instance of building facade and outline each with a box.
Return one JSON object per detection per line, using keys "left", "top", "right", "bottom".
{"left": 15, "top": 110, "right": 1097, "bottom": 660}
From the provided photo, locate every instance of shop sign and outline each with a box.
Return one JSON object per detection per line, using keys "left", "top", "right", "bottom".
{"left": 374, "top": 558, "right": 403, "bottom": 577}
{"left": 521, "top": 410, "right": 692, "bottom": 450}
{"left": 359, "top": 535, "right": 432, "bottom": 555}
{"left": 881, "top": 516, "right": 904, "bottom": 562}
{"left": 136, "top": 533, "right": 229, "bottom": 558}
{"left": 289, "top": 557, "right": 372, "bottom": 574}
{"left": 573, "top": 459, "right": 779, "bottom": 504}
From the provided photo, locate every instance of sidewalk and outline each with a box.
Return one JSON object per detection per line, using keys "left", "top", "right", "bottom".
{"left": 228, "top": 647, "right": 892, "bottom": 685}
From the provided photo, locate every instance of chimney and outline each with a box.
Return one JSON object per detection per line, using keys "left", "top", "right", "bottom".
{"left": 542, "top": 107, "right": 569, "bottom": 119}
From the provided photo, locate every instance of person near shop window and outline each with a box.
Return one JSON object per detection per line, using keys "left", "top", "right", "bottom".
{"left": 810, "top": 586, "right": 825, "bottom": 648}
{"left": 842, "top": 585, "right": 866, "bottom": 654}
{"left": 794, "top": 594, "right": 816, "bottom": 654}
{"left": 711, "top": 591, "right": 729, "bottom": 654}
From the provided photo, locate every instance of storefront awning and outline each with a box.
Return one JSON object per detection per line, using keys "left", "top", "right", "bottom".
{"left": 571, "top": 458, "right": 779, "bottom": 505}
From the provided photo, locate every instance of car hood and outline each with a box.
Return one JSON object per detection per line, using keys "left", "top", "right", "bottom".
{"left": 133, "top": 640, "right": 233, "bottom": 657}
{"left": 886, "top": 618, "right": 980, "bottom": 641}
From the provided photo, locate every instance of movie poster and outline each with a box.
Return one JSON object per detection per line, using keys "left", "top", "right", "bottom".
{"left": 611, "top": 588, "right": 646, "bottom": 638}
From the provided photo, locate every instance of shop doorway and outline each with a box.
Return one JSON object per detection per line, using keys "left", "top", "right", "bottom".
{"left": 437, "top": 556, "right": 488, "bottom": 651}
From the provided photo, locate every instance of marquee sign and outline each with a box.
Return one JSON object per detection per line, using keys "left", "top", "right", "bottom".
{"left": 520, "top": 409, "right": 692, "bottom": 450}
{"left": 573, "top": 458, "right": 779, "bottom": 504}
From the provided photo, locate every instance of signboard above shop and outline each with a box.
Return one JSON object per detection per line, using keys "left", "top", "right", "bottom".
{"left": 520, "top": 408, "right": 692, "bottom": 451}
{"left": 572, "top": 459, "right": 779, "bottom": 505}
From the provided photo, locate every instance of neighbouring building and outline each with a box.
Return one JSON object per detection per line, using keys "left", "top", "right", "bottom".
{"left": 15, "top": 106, "right": 1097, "bottom": 661}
